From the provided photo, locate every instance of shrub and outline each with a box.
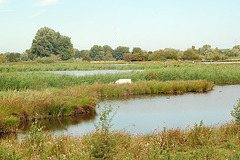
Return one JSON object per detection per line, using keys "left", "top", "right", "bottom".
{"left": 35, "top": 55, "right": 61, "bottom": 64}
{"left": 85, "top": 105, "right": 120, "bottom": 159}
{"left": 231, "top": 99, "right": 240, "bottom": 124}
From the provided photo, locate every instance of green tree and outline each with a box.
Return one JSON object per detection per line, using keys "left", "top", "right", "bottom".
{"left": 0, "top": 54, "right": 7, "bottom": 63}
{"left": 104, "top": 51, "right": 114, "bottom": 61}
{"left": 103, "top": 45, "right": 113, "bottom": 54}
{"left": 163, "top": 48, "right": 179, "bottom": 60}
{"left": 54, "top": 36, "right": 73, "bottom": 60}
{"left": 90, "top": 45, "right": 105, "bottom": 61}
{"left": 181, "top": 49, "right": 199, "bottom": 60}
{"left": 231, "top": 45, "right": 240, "bottom": 57}
{"left": 149, "top": 50, "right": 166, "bottom": 61}
{"left": 30, "top": 27, "right": 74, "bottom": 60}
{"left": 20, "top": 52, "right": 30, "bottom": 61}
{"left": 199, "top": 44, "right": 212, "bottom": 56}
{"left": 4, "top": 52, "right": 21, "bottom": 62}
{"left": 74, "top": 49, "right": 90, "bottom": 59}
{"left": 132, "top": 47, "right": 142, "bottom": 54}
{"left": 113, "top": 46, "right": 130, "bottom": 60}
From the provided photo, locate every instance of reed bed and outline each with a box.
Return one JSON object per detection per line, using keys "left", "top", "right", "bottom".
{"left": 0, "top": 61, "right": 165, "bottom": 72}
{"left": 145, "top": 64, "right": 240, "bottom": 84}
{"left": 0, "top": 121, "right": 239, "bottom": 159}
{"left": 1, "top": 64, "right": 240, "bottom": 90}
{"left": 0, "top": 80, "right": 213, "bottom": 133}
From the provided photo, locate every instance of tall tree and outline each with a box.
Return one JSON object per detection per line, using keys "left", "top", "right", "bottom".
{"left": 132, "top": 47, "right": 142, "bottom": 54}
{"left": 181, "top": 49, "right": 199, "bottom": 60}
{"left": 103, "top": 45, "right": 113, "bottom": 54}
{"left": 90, "top": 45, "right": 105, "bottom": 61}
{"left": 113, "top": 46, "right": 130, "bottom": 60}
{"left": 4, "top": 52, "right": 21, "bottom": 62}
{"left": 30, "top": 27, "right": 74, "bottom": 60}
{"left": 54, "top": 36, "right": 73, "bottom": 60}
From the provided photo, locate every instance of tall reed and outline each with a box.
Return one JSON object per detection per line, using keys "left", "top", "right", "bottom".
{"left": 0, "top": 80, "right": 213, "bottom": 133}
{"left": 0, "top": 117, "right": 239, "bottom": 159}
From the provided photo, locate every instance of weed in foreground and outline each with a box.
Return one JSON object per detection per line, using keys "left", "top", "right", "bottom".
{"left": 84, "top": 105, "right": 122, "bottom": 159}
{"left": 231, "top": 99, "right": 240, "bottom": 124}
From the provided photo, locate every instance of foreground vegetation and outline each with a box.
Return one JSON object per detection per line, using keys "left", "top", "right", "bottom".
{"left": 0, "top": 80, "right": 213, "bottom": 133}
{"left": 0, "top": 61, "right": 239, "bottom": 159}
{"left": 1, "top": 105, "right": 240, "bottom": 160}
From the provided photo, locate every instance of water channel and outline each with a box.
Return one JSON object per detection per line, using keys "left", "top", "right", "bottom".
{"left": 46, "top": 69, "right": 141, "bottom": 76}
{"left": 18, "top": 85, "right": 240, "bottom": 137}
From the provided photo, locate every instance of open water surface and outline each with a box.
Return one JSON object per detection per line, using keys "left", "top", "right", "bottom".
{"left": 17, "top": 85, "right": 240, "bottom": 137}
{"left": 46, "top": 70, "right": 141, "bottom": 76}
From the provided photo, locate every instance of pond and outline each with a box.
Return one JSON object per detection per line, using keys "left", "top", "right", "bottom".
{"left": 199, "top": 61, "right": 240, "bottom": 64}
{"left": 46, "top": 70, "right": 141, "bottom": 76}
{"left": 18, "top": 85, "right": 240, "bottom": 137}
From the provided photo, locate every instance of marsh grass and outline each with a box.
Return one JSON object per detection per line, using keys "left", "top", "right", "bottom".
{"left": 0, "top": 80, "right": 213, "bottom": 133}
{"left": 0, "top": 117, "right": 239, "bottom": 159}
{"left": 0, "top": 64, "right": 240, "bottom": 91}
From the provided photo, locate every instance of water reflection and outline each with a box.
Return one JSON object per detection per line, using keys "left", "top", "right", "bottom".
{"left": 46, "top": 70, "right": 142, "bottom": 76}
{"left": 103, "top": 85, "right": 240, "bottom": 134}
{"left": 18, "top": 114, "right": 96, "bottom": 133}
{"left": 199, "top": 61, "right": 240, "bottom": 64}
{"left": 16, "top": 85, "right": 240, "bottom": 137}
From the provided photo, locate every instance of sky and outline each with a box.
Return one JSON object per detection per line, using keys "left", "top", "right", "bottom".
{"left": 0, "top": 0, "right": 240, "bottom": 53}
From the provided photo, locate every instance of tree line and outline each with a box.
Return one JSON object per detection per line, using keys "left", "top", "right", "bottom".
{"left": 1, "top": 27, "right": 240, "bottom": 63}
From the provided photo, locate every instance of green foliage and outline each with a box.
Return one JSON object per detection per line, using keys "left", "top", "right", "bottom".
{"left": 30, "top": 27, "right": 74, "bottom": 60}
{"left": 2, "top": 116, "right": 19, "bottom": 132}
{"left": 82, "top": 56, "right": 91, "bottom": 62}
{"left": 181, "top": 49, "right": 199, "bottom": 60}
{"left": 132, "top": 47, "right": 142, "bottom": 54}
{"left": 35, "top": 55, "right": 60, "bottom": 64}
{"left": 27, "top": 118, "right": 45, "bottom": 145}
{"left": 0, "top": 55, "right": 7, "bottom": 63}
{"left": 74, "top": 49, "right": 90, "bottom": 59}
{"left": 124, "top": 53, "right": 149, "bottom": 61}
{"left": 1, "top": 117, "right": 240, "bottom": 159}
{"left": 113, "top": 46, "right": 130, "bottom": 60}
{"left": 54, "top": 36, "right": 74, "bottom": 60}
{"left": 85, "top": 105, "right": 120, "bottom": 159}
{"left": 4, "top": 52, "right": 21, "bottom": 62}
{"left": 231, "top": 99, "right": 240, "bottom": 124}
{"left": 20, "top": 52, "right": 30, "bottom": 61}
{"left": 90, "top": 45, "right": 105, "bottom": 61}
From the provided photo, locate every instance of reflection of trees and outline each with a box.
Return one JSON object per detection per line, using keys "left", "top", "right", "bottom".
{"left": 18, "top": 114, "right": 96, "bottom": 132}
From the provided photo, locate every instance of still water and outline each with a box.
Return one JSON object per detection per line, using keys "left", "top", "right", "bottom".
{"left": 46, "top": 70, "right": 141, "bottom": 76}
{"left": 199, "top": 61, "right": 240, "bottom": 64}
{"left": 19, "top": 85, "right": 240, "bottom": 137}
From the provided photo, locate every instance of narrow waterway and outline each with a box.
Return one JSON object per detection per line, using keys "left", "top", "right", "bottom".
{"left": 18, "top": 85, "right": 240, "bottom": 137}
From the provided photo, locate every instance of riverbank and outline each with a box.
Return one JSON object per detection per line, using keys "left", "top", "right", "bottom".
{"left": 0, "top": 118, "right": 239, "bottom": 159}
{"left": 1, "top": 63, "right": 240, "bottom": 91}
{"left": 0, "top": 80, "right": 213, "bottom": 133}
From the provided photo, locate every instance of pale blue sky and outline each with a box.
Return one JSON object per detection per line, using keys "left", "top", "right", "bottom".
{"left": 0, "top": 0, "right": 240, "bottom": 53}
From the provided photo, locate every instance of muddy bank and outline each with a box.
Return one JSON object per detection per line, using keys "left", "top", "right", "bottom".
{"left": 0, "top": 80, "right": 213, "bottom": 134}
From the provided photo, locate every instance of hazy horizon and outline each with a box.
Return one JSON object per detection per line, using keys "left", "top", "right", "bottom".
{"left": 1, "top": 0, "right": 240, "bottom": 53}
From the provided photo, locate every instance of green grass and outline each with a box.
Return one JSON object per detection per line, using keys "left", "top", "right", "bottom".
{"left": 0, "top": 80, "right": 213, "bottom": 133}
{"left": 0, "top": 115, "right": 239, "bottom": 159}
{"left": 1, "top": 63, "right": 240, "bottom": 90}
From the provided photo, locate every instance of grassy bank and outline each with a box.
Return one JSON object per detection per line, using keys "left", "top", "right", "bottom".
{"left": 0, "top": 80, "right": 213, "bottom": 133}
{"left": 0, "top": 113, "right": 239, "bottom": 159}
{"left": 0, "top": 61, "right": 164, "bottom": 72}
{"left": 0, "top": 63, "right": 240, "bottom": 90}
